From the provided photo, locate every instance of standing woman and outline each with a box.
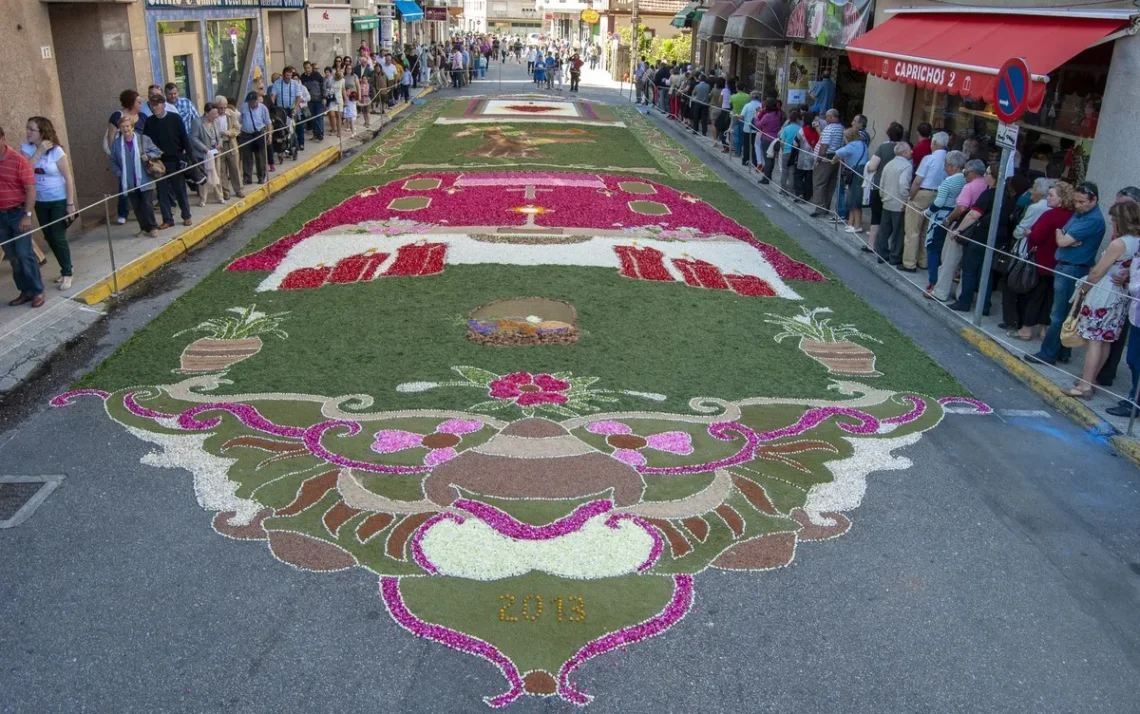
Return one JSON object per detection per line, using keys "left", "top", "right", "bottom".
{"left": 21, "top": 117, "right": 77, "bottom": 291}
{"left": 344, "top": 62, "right": 360, "bottom": 114}
{"left": 324, "top": 66, "right": 342, "bottom": 138}
{"left": 833, "top": 127, "right": 868, "bottom": 234}
{"left": 106, "top": 90, "right": 146, "bottom": 225}
{"left": 1069, "top": 200, "right": 1140, "bottom": 398}
{"left": 189, "top": 103, "right": 226, "bottom": 207}
{"left": 793, "top": 111, "right": 819, "bottom": 203}
{"left": 109, "top": 114, "right": 161, "bottom": 238}
{"left": 714, "top": 78, "right": 732, "bottom": 153}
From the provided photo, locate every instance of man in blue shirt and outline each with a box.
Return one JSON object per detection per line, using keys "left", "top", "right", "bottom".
{"left": 809, "top": 69, "right": 835, "bottom": 114}
{"left": 1027, "top": 182, "right": 1107, "bottom": 365}
{"left": 164, "top": 83, "right": 198, "bottom": 136}
{"left": 238, "top": 91, "right": 271, "bottom": 185}
{"left": 269, "top": 66, "right": 304, "bottom": 151}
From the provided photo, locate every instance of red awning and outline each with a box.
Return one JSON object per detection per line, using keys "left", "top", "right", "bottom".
{"left": 847, "top": 13, "right": 1128, "bottom": 112}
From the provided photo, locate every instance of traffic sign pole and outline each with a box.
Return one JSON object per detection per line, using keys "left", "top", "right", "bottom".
{"left": 973, "top": 57, "right": 1029, "bottom": 327}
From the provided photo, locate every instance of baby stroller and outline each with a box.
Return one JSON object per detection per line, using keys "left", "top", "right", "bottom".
{"left": 269, "top": 106, "right": 298, "bottom": 163}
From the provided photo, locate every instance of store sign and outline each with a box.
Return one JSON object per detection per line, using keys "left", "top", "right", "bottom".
{"left": 580, "top": 8, "right": 600, "bottom": 24}
{"left": 881, "top": 58, "right": 978, "bottom": 96}
{"left": 425, "top": 7, "right": 448, "bottom": 21}
{"left": 147, "top": 0, "right": 259, "bottom": 7}
{"left": 260, "top": 0, "right": 305, "bottom": 8}
{"left": 308, "top": 6, "right": 351, "bottom": 34}
{"left": 786, "top": 0, "right": 871, "bottom": 49}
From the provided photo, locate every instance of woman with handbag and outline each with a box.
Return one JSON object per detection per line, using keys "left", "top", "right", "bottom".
{"left": 1066, "top": 200, "right": 1140, "bottom": 398}
{"left": 1004, "top": 181, "right": 1074, "bottom": 341}
{"left": 833, "top": 127, "right": 868, "bottom": 234}
{"left": 109, "top": 114, "right": 161, "bottom": 238}
{"left": 21, "top": 117, "right": 77, "bottom": 291}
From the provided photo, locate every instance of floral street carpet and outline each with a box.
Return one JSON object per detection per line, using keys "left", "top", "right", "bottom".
{"left": 60, "top": 97, "right": 986, "bottom": 707}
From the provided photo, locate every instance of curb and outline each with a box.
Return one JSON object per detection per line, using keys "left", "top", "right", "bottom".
{"left": 644, "top": 107, "right": 1140, "bottom": 466}
{"left": 74, "top": 87, "right": 435, "bottom": 306}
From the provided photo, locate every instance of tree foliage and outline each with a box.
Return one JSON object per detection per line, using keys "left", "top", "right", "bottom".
{"left": 617, "top": 26, "right": 692, "bottom": 65}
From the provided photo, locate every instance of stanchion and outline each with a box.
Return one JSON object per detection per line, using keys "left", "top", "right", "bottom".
{"left": 974, "top": 145, "right": 1010, "bottom": 327}
{"left": 101, "top": 196, "right": 120, "bottom": 295}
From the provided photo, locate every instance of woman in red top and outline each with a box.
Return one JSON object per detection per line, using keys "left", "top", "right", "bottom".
{"left": 801, "top": 111, "right": 820, "bottom": 149}
{"left": 1006, "top": 181, "right": 1075, "bottom": 341}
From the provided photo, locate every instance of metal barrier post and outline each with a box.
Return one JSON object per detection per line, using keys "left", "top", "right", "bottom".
{"left": 974, "top": 145, "right": 1010, "bottom": 326}
{"left": 102, "top": 196, "right": 120, "bottom": 295}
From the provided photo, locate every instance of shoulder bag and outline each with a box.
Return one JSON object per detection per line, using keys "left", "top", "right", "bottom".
{"left": 1060, "top": 290, "right": 1087, "bottom": 348}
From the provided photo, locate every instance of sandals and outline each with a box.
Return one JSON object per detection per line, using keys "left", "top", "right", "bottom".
{"left": 1005, "top": 331, "right": 1034, "bottom": 341}
{"left": 1066, "top": 387, "right": 1094, "bottom": 400}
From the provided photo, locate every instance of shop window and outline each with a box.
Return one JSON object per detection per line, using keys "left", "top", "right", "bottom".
{"left": 207, "top": 19, "right": 253, "bottom": 105}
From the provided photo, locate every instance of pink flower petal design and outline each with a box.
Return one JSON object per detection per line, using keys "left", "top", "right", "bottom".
{"left": 372, "top": 429, "right": 424, "bottom": 453}
{"left": 613, "top": 448, "right": 646, "bottom": 466}
{"left": 532, "top": 373, "right": 571, "bottom": 392}
{"left": 645, "top": 431, "right": 694, "bottom": 455}
{"left": 436, "top": 418, "right": 483, "bottom": 435}
{"left": 586, "top": 420, "right": 633, "bottom": 436}
{"left": 424, "top": 447, "right": 458, "bottom": 466}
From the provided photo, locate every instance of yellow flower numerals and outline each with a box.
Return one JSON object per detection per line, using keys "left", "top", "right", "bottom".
{"left": 499, "top": 594, "right": 585, "bottom": 623}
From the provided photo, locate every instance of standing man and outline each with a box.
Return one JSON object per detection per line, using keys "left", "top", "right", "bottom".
{"left": 691, "top": 73, "right": 712, "bottom": 136}
{"left": 164, "top": 82, "right": 199, "bottom": 136}
{"left": 738, "top": 91, "right": 762, "bottom": 168}
{"left": 1026, "top": 182, "right": 1107, "bottom": 366}
{"left": 212, "top": 95, "right": 244, "bottom": 200}
{"left": 143, "top": 95, "right": 193, "bottom": 228}
{"left": 902, "top": 131, "right": 948, "bottom": 272}
{"left": 238, "top": 91, "right": 270, "bottom": 186}
{"left": 876, "top": 142, "right": 913, "bottom": 265}
{"left": 569, "top": 52, "right": 584, "bottom": 92}
{"left": 808, "top": 68, "right": 835, "bottom": 114}
{"left": 270, "top": 66, "right": 305, "bottom": 151}
{"left": 654, "top": 61, "right": 671, "bottom": 113}
{"left": 0, "top": 125, "right": 43, "bottom": 308}
{"left": 300, "top": 62, "right": 325, "bottom": 143}
{"left": 911, "top": 122, "right": 933, "bottom": 171}
{"left": 809, "top": 109, "right": 844, "bottom": 217}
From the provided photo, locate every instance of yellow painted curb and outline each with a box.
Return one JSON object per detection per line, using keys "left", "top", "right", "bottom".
{"left": 960, "top": 326, "right": 1118, "bottom": 434}
{"left": 75, "top": 143, "right": 341, "bottom": 306}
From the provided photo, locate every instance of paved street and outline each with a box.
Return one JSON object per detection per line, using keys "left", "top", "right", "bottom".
{"left": 2, "top": 61, "right": 1139, "bottom": 714}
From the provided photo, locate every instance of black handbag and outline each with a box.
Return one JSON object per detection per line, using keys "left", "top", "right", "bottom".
{"left": 1006, "top": 247, "right": 1040, "bottom": 294}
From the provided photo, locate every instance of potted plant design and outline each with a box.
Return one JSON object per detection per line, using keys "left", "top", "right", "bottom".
{"left": 764, "top": 307, "right": 882, "bottom": 377}
{"left": 173, "top": 305, "right": 289, "bottom": 374}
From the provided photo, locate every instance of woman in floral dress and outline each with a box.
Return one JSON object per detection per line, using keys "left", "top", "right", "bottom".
{"left": 1069, "top": 200, "right": 1140, "bottom": 398}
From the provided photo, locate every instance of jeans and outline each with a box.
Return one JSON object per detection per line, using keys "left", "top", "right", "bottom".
{"left": 1121, "top": 327, "right": 1140, "bottom": 408}
{"left": 157, "top": 159, "right": 192, "bottom": 223}
{"left": 0, "top": 207, "right": 44, "bottom": 297}
{"left": 924, "top": 208, "right": 952, "bottom": 287}
{"left": 307, "top": 98, "right": 325, "bottom": 139}
{"left": 951, "top": 239, "right": 994, "bottom": 313}
{"left": 733, "top": 121, "right": 743, "bottom": 155}
{"left": 1038, "top": 263, "right": 1089, "bottom": 362}
{"left": 794, "top": 168, "right": 813, "bottom": 201}
{"left": 127, "top": 188, "right": 157, "bottom": 232}
{"left": 835, "top": 180, "right": 847, "bottom": 219}
{"left": 34, "top": 199, "right": 71, "bottom": 277}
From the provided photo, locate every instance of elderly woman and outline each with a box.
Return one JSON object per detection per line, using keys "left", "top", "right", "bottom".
{"left": 109, "top": 114, "right": 161, "bottom": 238}
{"left": 1069, "top": 200, "right": 1140, "bottom": 398}
{"left": 189, "top": 103, "right": 225, "bottom": 207}
{"left": 1004, "top": 181, "right": 1075, "bottom": 341}
{"left": 922, "top": 150, "right": 968, "bottom": 289}
{"left": 1012, "top": 177, "right": 1054, "bottom": 242}
{"left": 212, "top": 95, "right": 243, "bottom": 200}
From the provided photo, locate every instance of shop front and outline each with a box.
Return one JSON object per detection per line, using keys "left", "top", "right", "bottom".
{"left": 146, "top": 0, "right": 268, "bottom": 106}
{"left": 352, "top": 13, "right": 380, "bottom": 53}
{"left": 847, "top": 8, "right": 1135, "bottom": 188}
{"left": 723, "top": 0, "right": 788, "bottom": 92}
{"left": 308, "top": 5, "right": 352, "bottom": 66}
{"left": 695, "top": 0, "right": 743, "bottom": 73}
{"left": 393, "top": 0, "right": 425, "bottom": 45}
{"left": 783, "top": 0, "right": 870, "bottom": 117}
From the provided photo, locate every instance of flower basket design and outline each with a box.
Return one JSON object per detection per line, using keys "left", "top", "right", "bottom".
{"left": 764, "top": 307, "right": 883, "bottom": 377}
{"left": 173, "top": 305, "right": 289, "bottom": 374}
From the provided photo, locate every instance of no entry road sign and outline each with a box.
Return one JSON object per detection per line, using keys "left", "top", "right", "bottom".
{"left": 995, "top": 57, "right": 1031, "bottom": 123}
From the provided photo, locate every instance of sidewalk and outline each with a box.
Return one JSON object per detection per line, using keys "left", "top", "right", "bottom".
{"left": 641, "top": 104, "right": 1140, "bottom": 461}
{"left": 0, "top": 92, "right": 431, "bottom": 394}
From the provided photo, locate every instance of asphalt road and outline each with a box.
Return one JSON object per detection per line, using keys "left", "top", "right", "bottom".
{"left": 2, "top": 65, "right": 1139, "bottom": 714}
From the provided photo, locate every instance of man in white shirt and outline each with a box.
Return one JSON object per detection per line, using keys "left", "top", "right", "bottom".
{"left": 903, "top": 131, "right": 948, "bottom": 271}
{"left": 877, "top": 142, "right": 914, "bottom": 266}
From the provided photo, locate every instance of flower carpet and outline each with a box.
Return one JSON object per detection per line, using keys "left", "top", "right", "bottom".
{"left": 63, "top": 97, "right": 982, "bottom": 707}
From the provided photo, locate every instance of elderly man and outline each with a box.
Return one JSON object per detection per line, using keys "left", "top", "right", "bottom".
{"left": 237, "top": 91, "right": 271, "bottom": 185}
{"left": 1013, "top": 177, "right": 1055, "bottom": 243}
{"left": 922, "top": 150, "right": 968, "bottom": 291}
{"left": 809, "top": 109, "right": 845, "bottom": 217}
{"left": 212, "top": 95, "right": 243, "bottom": 200}
{"left": 875, "top": 141, "right": 913, "bottom": 265}
{"left": 143, "top": 95, "right": 193, "bottom": 228}
{"left": 901, "top": 131, "right": 948, "bottom": 272}
{"left": 1025, "top": 181, "right": 1107, "bottom": 366}
{"left": 738, "top": 91, "right": 762, "bottom": 168}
